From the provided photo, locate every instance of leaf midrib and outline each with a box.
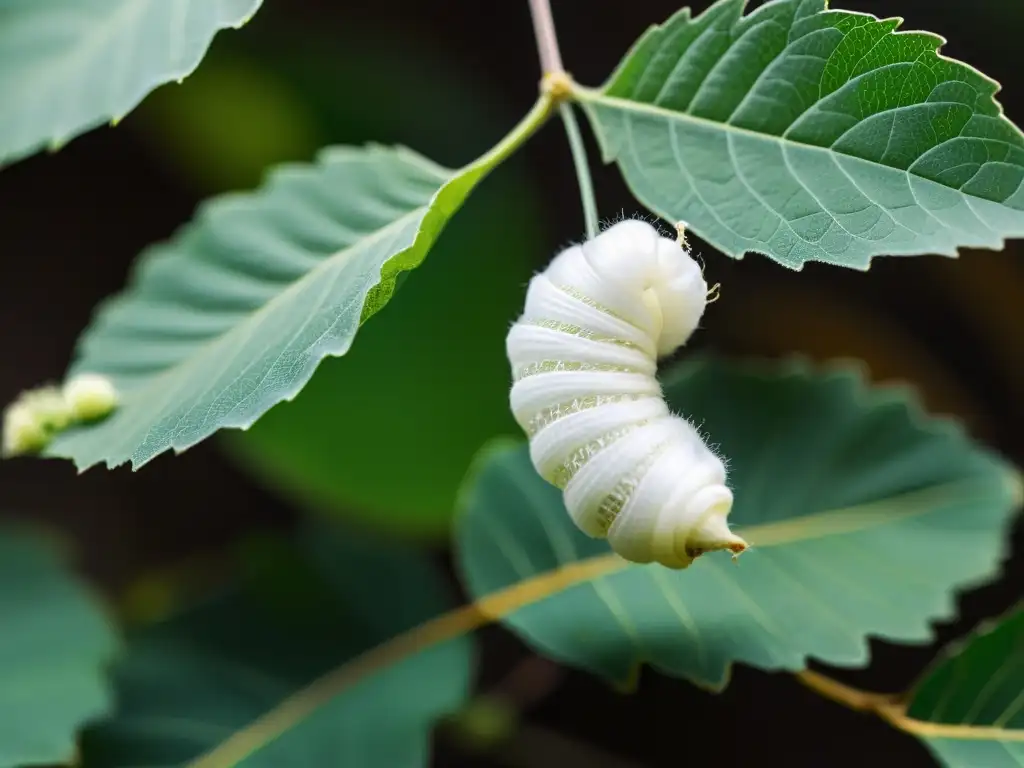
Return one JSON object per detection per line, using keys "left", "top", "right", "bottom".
{"left": 737, "top": 478, "right": 995, "bottom": 548}
{"left": 78, "top": 142, "right": 463, "bottom": 402}
{"left": 10, "top": 1, "right": 149, "bottom": 97}
{"left": 890, "top": 716, "right": 1024, "bottom": 743}
{"left": 185, "top": 469, "right": 1018, "bottom": 767}
{"left": 47, "top": 197, "right": 436, "bottom": 471}
{"left": 577, "top": 88, "right": 1021, "bottom": 211}
{"left": 114, "top": 203, "right": 430, "bottom": 400}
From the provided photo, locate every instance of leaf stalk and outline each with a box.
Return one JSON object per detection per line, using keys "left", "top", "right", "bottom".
{"left": 559, "top": 102, "right": 600, "bottom": 239}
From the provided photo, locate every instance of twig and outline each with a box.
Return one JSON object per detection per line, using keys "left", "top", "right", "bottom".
{"left": 527, "top": 0, "right": 564, "bottom": 75}
{"left": 526, "top": 0, "right": 599, "bottom": 239}
{"left": 186, "top": 557, "right": 625, "bottom": 768}
{"left": 795, "top": 669, "right": 903, "bottom": 715}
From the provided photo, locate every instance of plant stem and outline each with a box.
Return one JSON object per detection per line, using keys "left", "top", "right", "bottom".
{"left": 186, "top": 557, "right": 625, "bottom": 768}
{"left": 527, "top": 0, "right": 600, "bottom": 240}
{"left": 795, "top": 670, "right": 903, "bottom": 714}
{"left": 527, "top": 0, "right": 564, "bottom": 74}
{"left": 465, "top": 90, "right": 557, "bottom": 175}
{"left": 559, "top": 103, "right": 600, "bottom": 239}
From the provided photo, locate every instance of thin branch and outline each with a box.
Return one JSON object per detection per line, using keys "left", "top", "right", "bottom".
{"left": 186, "top": 474, "right": 1024, "bottom": 768}
{"left": 559, "top": 103, "right": 600, "bottom": 239}
{"left": 527, "top": 0, "right": 598, "bottom": 239}
{"left": 528, "top": 0, "right": 564, "bottom": 75}
{"left": 796, "top": 670, "right": 903, "bottom": 715}
{"left": 186, "top": 556, "right": 625, "bottom": 768}
{"left": 795, "top": 669, "right": 1024, "bottom": 741}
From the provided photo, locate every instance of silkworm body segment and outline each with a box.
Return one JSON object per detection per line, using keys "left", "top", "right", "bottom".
{"left": 506, "top": 219, "right": 747, "bottom": 569}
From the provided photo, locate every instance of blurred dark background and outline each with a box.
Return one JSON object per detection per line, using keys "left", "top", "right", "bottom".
{"left": 0, "top": 0, "right": 1021, "bottom": 766}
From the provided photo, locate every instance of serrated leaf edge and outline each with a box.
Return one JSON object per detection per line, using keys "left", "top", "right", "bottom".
{"left": 574, "top": 0, "right": 1022, "bottom": 270}
{"left": 38, "top": 94, "right": 556, "bottom": 473}
{"left": 186, "top": 430, "right": 1020, "bottom": 767}
{"left": 0, "top": 0, "right": 266, "bottom": 168}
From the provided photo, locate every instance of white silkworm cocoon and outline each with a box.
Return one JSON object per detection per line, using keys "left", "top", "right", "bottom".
{"left": 506, "top": 219, "right": 747, "bottom": 569}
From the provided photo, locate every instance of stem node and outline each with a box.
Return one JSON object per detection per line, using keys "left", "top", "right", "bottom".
{"left": 541, "top": 71, "right": 574, "bottom": 104}
{"left": 527, "top": 1, "right": 599, "bottom": 240}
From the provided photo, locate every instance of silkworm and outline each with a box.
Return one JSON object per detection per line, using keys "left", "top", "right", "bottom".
{"left": 506, "top": 219, "right": 747, "bottom": 569}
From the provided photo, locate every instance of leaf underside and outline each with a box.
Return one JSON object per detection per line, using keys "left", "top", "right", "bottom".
{"left": 45, "top": 143, "right": 491, "bottom": 471}
{"left": 455, "top": 356, "right": 1020, "bottom": 690}
{"left": 906, "top": 607, "right": 1024, "bottom": 767}
{"left": 218, "top": 48, "right": 544, "bottom": 534}
{"left": 0, "top": 526, "right": 118, "bottom": 768}
{"left": 0, "top": 0, "right": 263, "bottom": 166}
{"left": 582, "top": 0, "right": 1024, "bottom": 269}
{"left": 82, "top": 524, "right": 473, "bottom": 767}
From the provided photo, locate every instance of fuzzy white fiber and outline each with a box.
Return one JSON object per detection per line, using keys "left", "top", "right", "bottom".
{"left": 506, "top": 219, "right": 747, "bottom": 568}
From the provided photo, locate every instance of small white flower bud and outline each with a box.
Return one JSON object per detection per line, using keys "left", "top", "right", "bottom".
{"left": 21, "top": 386, "right": 73, "bottom": 431}
{"left": 62, "top": 373, "right": 119, "bottom": 422}
{"left": 2, "top": 401, "right": 49, "bottom": 457}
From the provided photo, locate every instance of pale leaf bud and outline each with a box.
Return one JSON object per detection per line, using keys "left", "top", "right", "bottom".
{"left": 21, "top": 386, "right": 73, "bottom": 431}
{"left": 2, "top": 402, "right": 49, "bottom": 457}
{"left": 62, "top": 373, "right": 119, "bottom": 422}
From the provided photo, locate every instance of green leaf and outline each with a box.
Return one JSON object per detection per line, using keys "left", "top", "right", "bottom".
{"left": 44, "top": 97, "right": 548, "bottom": 472}
{"left": 455, "top": 356, "right": 1021, "bottom": 690}
{"left": 578, "top": 0, "right": 1024, "bottom": 270}
{"left": 223, "top": 173, "right": 539, "bottom": 537}
{"left": 903, "top": 606, "right": 1024, "bottom": 767}
{"left": 129, "top": 44, "right": 325, "bottom": 194}
{"left": 0, "top": 525, "right": 119, "bottom": 767}
{"left": 82, "top": 523, "right": 474, "bottom": 767}
{"left": 0, "top": 0, "right": 262, "bottom": 166}
{"left": 212, "top": 29, "right": 543, "bottom": 537}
